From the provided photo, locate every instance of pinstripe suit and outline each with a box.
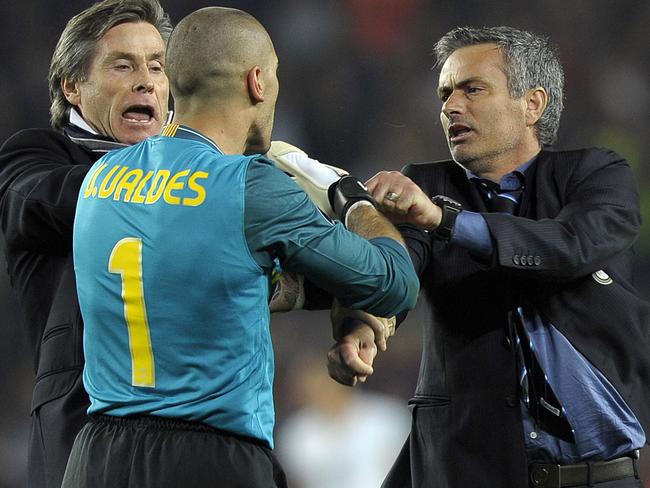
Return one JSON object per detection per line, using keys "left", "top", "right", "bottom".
{"left": 383, "top": 147, "right": 650, "bottom": 488}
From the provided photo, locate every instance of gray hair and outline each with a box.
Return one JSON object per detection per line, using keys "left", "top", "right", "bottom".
{"left": 434, "top": 26, "right": 564, "bottom": 147}
{"left": 48, "top": 0, "right": 173, "bottom": 130}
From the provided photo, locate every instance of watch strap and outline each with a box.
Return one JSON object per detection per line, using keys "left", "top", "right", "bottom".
{"left": 431, "top": 195, "right": 462, "bottom": 241}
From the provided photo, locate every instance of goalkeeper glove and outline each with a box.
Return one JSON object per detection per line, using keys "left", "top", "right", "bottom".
{"left": 266, "top": 141, "right": 348, "bottom": 219}
{"left": 266, "top": 141, "right": 376, "bottom": 224}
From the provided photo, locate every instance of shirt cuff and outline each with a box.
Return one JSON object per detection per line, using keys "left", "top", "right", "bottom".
{"left": 450, "top": 211, "right": 494, "bottom": 258}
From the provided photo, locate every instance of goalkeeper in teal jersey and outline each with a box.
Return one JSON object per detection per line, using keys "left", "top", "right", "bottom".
{"left": 63, "top": 6, "right": 418, "bottom": 488}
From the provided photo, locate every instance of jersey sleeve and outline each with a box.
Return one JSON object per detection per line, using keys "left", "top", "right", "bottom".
{"left": 244, "top": 157, "right": 418, "bottom": 317}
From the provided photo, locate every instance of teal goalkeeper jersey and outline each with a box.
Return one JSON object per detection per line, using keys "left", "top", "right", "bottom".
{"left": 73, "top": 125, "right": 418, "bottom": 447}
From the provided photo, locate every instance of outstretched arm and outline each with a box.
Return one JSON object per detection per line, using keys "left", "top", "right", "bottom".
{"left": 0, "top": 130, "right": 93, "bottom": 254}
{"left": 244, "top": 158, "right": 419, "bottom": 318}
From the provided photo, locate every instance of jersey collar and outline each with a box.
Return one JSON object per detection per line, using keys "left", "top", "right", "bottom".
{"left": 161, "top": 124, "right": 224, "bottom": 154}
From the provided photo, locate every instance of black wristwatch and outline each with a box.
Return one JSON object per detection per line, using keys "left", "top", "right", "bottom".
{"left": 430, "top": 195, "right": 462, "bottom": 241}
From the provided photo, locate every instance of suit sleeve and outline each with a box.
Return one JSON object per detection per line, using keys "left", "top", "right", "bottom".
{"left": 396, "top": 223, "right": 431, "bottom": 276}
{"left": 0, "top": 129, "right": 92, "bottom": 254}
{"left": 244, "top": 157, "right": 419, "bottom": 317}
{"left": 483, "top": 148, "right": 641, "bottom": 282}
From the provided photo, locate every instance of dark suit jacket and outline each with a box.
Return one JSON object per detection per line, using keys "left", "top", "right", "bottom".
{"left": 0, "top": 128, "right": 95, "bottom": 488}
{"left": 383, "top": 148, "right": 650, "bottom": 488}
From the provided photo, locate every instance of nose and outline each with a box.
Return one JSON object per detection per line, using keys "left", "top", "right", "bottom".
{"left": 133, "top": 68, "right": 155, "bottom": 93}
{"left": 441, "top": 90, "right": 464, "bottom": 119}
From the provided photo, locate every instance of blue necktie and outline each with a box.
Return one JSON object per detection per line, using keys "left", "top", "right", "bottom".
{"left": 472, "top": 176, "right": 576, "bottom": 443}
{"left": 510, "top": 309, "right": 576, "bottom": 443}
{"left": 473, "top": 177, "right": 523, "bottom": 215}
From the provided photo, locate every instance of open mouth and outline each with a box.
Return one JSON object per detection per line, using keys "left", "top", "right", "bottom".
{"left": 448, "top": 123, "right": 472, "bottom": 142}
{"left": 122, "top": 105, "right": 156, "bottom": 124}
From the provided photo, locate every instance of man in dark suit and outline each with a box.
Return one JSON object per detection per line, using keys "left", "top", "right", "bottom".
{"left": 0, "top": 1, "right": 171, "bottom": 486}
{"left": 331, "top": 26, "right": 650, "bottom": 487}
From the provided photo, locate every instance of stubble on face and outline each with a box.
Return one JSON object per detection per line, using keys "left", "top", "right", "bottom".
{"left": 438, "top": 44, "right": 534, "bottom": 180}
{"left": 447, "top": 104, "right": 525, "bottom": 176}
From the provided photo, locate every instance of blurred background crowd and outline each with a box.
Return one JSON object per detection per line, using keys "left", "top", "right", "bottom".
{"left": 1, "top": 0, "right": 649, "bottom": 486}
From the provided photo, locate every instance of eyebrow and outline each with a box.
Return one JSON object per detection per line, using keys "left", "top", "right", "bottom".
{"left": 104, "top": 50, "right": 166, "bottom": 62}
{"left": 438, "top": 76, "right": 486, "bottom": 97}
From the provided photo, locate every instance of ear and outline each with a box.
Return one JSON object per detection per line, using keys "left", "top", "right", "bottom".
{"left": 61, "top": 78, "right": 82, "bottom": 107}
{"left": 524, "top": 87, "right": 548, "bottom": 127}
{"left": 246, "top": 66, "right": 265, "bottom": 104}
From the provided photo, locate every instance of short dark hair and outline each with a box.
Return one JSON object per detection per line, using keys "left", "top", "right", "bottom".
{"left": 48, "top": 0, "right": 173, "bottom": 130}
{"left": 435, "top": 26, "right": 564, "bottom": 146}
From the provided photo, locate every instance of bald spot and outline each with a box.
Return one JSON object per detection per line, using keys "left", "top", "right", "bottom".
{"left": 166, "top": 7, "right": 274, "bottom": 101}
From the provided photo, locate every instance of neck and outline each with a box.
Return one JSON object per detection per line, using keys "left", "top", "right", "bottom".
{"left": 472, "top": 141, "right": 541, "bottom": 182}
{"left": 173, "top": 100, "right": 251, "bottom": 155}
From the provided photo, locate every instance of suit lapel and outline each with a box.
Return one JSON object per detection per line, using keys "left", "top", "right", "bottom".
{"left": 519, "top": 151, "right": 546, "bottom": 218}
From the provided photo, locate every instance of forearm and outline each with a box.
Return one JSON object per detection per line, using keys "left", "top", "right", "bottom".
{"left": 245, "top": 159, "right": 419, "bottom": 317}
{"left": 346, "top": 204, "right": 406, "bottom": 247}
{"left": 485, "top": 210, "right": 639, "bottom": 281}
{"left": 282, "top": 230, "right": 418, "bottom": 317}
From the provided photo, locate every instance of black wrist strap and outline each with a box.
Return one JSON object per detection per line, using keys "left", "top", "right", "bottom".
{"left": 431, "top": 195, "right": 462, "bottom": 241}
{"left": 328, "top": 176, "right": 377, "bottom": 223}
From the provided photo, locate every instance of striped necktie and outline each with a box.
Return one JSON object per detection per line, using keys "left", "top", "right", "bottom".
{"left": 510, "top": 310, "right": 576, "bottom": 443}
{"left": 472, "top": 177, "right": 524, "bottom": 215}
{"left": 472, "top": 175, "right": 576, "bottom": 443}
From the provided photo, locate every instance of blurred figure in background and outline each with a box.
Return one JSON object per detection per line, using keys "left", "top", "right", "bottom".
{"left": 0, "top": 1, "right": 172, "bottom": 486}
{"left": 276, "top": 351, "right": 410, "bottom": 488}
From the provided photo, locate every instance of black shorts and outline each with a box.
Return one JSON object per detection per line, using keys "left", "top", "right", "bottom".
{"left": 61, "top": 414, "right": 288, "bottom": 488}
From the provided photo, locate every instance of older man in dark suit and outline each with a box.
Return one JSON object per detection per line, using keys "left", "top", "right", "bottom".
{"left": 330, "top": 26, "right": 650, "bottom": 488}
{"left": 0, "top": 1, "right": 171, "bottom": 486}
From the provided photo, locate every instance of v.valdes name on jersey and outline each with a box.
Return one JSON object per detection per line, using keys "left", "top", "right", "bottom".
{"left": 82, "top": 163, "right": 208, "bottom": 207}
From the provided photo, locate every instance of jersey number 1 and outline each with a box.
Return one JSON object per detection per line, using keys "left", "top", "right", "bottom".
{"left": 109, "top": 237, "right": 155, "bottom": 387}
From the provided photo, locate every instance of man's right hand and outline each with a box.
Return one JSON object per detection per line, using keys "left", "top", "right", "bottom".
{"left": 331, "top": 300, "right": 395, "bottom": 352}
{"left": 327, "top": 323, "right": 378, "bottom": 387}
{"left": 366, "top": 171, "right": 442, "bottom": 231}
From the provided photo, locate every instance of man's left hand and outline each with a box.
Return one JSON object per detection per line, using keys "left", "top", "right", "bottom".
{"left": 266, "top": 141, "right": 348, "bottom": 219}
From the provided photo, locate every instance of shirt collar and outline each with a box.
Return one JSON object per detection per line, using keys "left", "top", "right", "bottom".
{"left": 69, "top": 108, "right": 99, "bottom": 135}
{"left": 160, "top": 123, "right": 224, "bottom": 154}
{"left": 63, "top": 109, "right": 127, "bottom": 154}
{"left": 465, "top": 154, "right": 538, "bottom": 191}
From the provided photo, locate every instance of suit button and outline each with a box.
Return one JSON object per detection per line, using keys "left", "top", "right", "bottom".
{"left": 527, "top": 255, "right": 534, "bottom": 266}
{"left": 534, "top": 255, "right": 541, "bottom": 266}
{"left": 503, "top": 335, "right": 512, "bottom": 350}
{"left": 513, "top": 255, "right": 520, "bottom": 265}
{"left": 505, "top": 396, "right": 518, "bottom": 408}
